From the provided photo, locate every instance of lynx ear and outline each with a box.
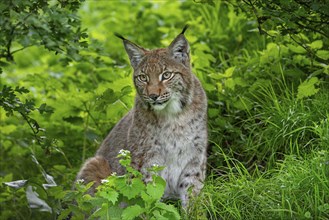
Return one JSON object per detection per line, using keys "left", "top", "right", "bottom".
{"left": 115, "top": 33, "right": 146, "bottom": 69}
{"left": 168, "top": 25, "right": 190, "bottom": 66}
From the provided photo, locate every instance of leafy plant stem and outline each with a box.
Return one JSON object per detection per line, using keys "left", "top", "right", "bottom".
{"left": 19, "top": 112, "right": 42, "bottom": 146}
{"left": 83, "top": 102, "right": 100, "bottom": 131}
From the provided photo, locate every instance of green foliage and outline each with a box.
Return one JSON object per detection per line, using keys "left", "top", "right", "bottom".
{"left": 297, "top": 77, "right": 320, "bottom": 99}
{"left": 0, "top": 85, "right": 55, "bottom": 155}
{"left": 59, "top": 150, "right": 180, "bottom": 220}
{"left": 0, "top": 0, "right": 87, "bottom": 63}
{"left": 238, "top": 0, "right": 329, "bottom": 62}
{"left": 1, "top": 0, "right": 328, "bottom": 219}
{"left": 199, "top": 149, "right": 329, "bottom": 220}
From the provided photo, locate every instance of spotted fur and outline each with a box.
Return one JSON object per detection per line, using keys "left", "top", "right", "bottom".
{"left": 77, "top": 26, "right": 208, "bottom": 207}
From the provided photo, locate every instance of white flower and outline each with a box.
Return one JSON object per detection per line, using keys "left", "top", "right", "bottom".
{"left": 118, "top": 149, "right": 130, "bottom": 156}
{"left": 76, "top": 179, "right": 84, "bottom": 184}
{"left": 101, "top": 179, "right": 109, "bottom": 184}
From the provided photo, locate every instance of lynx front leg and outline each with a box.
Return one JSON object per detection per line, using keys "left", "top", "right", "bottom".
{"left": 177, "top": 158, "right": 206, "bottom": 208}
{"left": 132, "top": 149, "right": 165, "bottom": 183}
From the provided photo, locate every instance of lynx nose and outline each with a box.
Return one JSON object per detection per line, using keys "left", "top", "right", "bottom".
{"left": 149, "top": 94, "right": 159, "bottom": 101}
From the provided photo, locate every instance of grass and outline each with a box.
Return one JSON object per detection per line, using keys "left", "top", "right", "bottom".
{"left": 196, "top": 150, "right": 329, "bottom": 220}
{"left": 187, "top": 83, "right": 329, "bottom": 220}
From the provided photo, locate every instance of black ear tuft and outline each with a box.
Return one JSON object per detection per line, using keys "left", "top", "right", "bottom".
{"left": 168, "top": 26, "right": 190, "bottom": 66}
{"left": 115, "top": 33, "right": 146, "bottom": 69}
{"left": 181, "top": 24, "right": 189, "bottom": 35}
{"left": 114, "top": 32, "right": 126, "bottom": 41}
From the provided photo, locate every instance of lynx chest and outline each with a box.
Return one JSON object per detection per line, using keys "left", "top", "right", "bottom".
{"left": 130, "top": 112, "right": 207, "bottom": 198}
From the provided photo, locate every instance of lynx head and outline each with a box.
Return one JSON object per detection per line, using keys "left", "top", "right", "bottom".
{"left": 116, "top": 26, "right": 193, "bottom": 114}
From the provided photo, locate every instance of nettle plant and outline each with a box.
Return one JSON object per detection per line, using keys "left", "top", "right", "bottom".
{"left": 60, "top": 150, "right": 180, "bottom": 220}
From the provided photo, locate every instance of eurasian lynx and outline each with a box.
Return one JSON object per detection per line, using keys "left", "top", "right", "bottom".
{"left": 77, "top": 26, "right": 208, "bottom": 207}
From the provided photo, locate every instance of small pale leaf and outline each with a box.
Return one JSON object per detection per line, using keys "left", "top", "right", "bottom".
{"left": 4, "top": 180, "right": 28, "bottom": 189}
{"left": 26, "top": 186, "right": 52, "bottom": 213}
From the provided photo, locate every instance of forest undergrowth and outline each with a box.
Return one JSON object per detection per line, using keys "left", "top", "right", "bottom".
{"left": 0, "top": 0, "right": 328, "bottom": 219}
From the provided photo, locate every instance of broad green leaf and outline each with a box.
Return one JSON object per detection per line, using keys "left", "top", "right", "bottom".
{"left": 297, "top": 77, "right": 320, "bottom": 100}
{"left": 224, "top": 67, "right": 235, "bottom": 78}
{"left": 209, "top": 67, "right": 235, "bottom": 80}
{"left": 121, "top": 205, "right": 145, "bottom": 220}
{"left": 287, "top": 44, "right": 306, "bottom": 54}
{"left": 146, "top": 176, "right": 166, "bottom": 201}
{"left": 308, "top": 40, "right": 323, "bottom": 50}
{"left": 57, "top": 208, "right": 72, "bottom": 220}
{"left": 141, "top": 191, "right": 153, "bottom": 204}
{"left": 121, "top": 85, "right": 133, "bottom": 96}
{"left": 154, "top": 203, "right": 181, "bottom": 220}
{"left": 1, "top": 124, "right": 16, "bottom": 134}
{"left": 83, "top": 197, "right": 106, "bottom": 210}
{"left": 0, "top": 173, "right": 13, "bottom": 185}
{"left": 90, "top": 202, "right": 110, "bottom": 220}
{"left": 318, "top": 203, "right": 329, "bottom": 212}
{"left": 152, "top": 210, "right": 169, "bottom": 220}
{"left": 316, "top": 50, "right": 329, "bottom": 60}
{"left": 97, "top": 188, "right": 119, "bottom": 205}
{"left": 225, "top": 78, "right": 236, "bottom": 90}
{"left": 116, "top": 178, "right": 145, "bottom": 200}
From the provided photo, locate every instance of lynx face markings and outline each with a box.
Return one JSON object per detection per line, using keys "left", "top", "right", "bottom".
{"left": 133, "top": 55, "right": 190, "bottom": 114}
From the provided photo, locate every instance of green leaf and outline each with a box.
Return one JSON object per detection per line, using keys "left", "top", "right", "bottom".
{"left": 308, "top": 40, "right": 323, "bottom": 50}
{"left": 316, "top": 50, "right": 329, "bottom": 60}
{"left": 208, "top": 108, "right": 220, "bottom": 118}
{"left": 38, "top": 103, "right": 54, "bottom": 114}
{"left": 152, "top": 210, "right": 169, "bottom": 220}
{"left": 116, "top": 178, "right": 145, "bottom": 200}
{"left": 120, "top": 86, "right": 133, "bottom": 96}
{"left": 121, "top": 205, "right": 145, "bottom": 220}
{"left": 318, "top": 203, "right": 329, "bottom": 212}
{"left": 57, "top": 208, "right": 72, "bottom": 220}
{"left": 225, "top": 78, "right": 236, "bottom": 90}
{"left": 287, "top": 44, "right": 306, "bottom": 54}
{"left": 223, "top": 66, "right": 235, "bottom": 78}
{"left": 0, "top": 124, "right": 16, "bottom": 134}
{"left": 97, "top": 188, "right": 119, "bottom": 205}
{"left": 297, "top": 77, "right": 320, "bottom": 100}
{"left": 91, "top": 205, "right": 123, "bottom": 220}
{"left": 141, "top": 191, "right": 153, "bottom": 204}
{"left": 90, "top": 202, "right": 110, "bottom": 220}
{"left": 146, "top": 175, "right": 166, "bottom": 201}
{"left": 154, "top": 203, "right": 181, "bottom": 220}
{"left": 304, "top": 211, "right": 312, "bottom": 219}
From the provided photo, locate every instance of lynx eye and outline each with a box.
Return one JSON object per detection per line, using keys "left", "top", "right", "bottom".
{"left": 137, "top": 74, "right": 148, "bottom": 83}
{"left": 161, "top": 72, "right": 174, "bottom": 81}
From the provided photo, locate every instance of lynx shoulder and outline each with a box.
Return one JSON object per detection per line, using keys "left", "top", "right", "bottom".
{"left": 77, "top": 26, "right": 208, "bottom": 207}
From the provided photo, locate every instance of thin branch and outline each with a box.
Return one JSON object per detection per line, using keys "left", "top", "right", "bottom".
{"left": 83, "top": 102, "right": 101, "bottom": 131}
{"left": 295, "top": 21, "right": 329, "bottom": 38}
{"left": 3, "top": 13, "right": 33, "bottom": 61}
{"left": 11, "top": 45, "right": 33, "bottom": 55}
{"left": 289, "top": 34, "right": 326, "bottom": 64}
{"left": 19, "top": 112, "right": 43, "bottom": 146}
